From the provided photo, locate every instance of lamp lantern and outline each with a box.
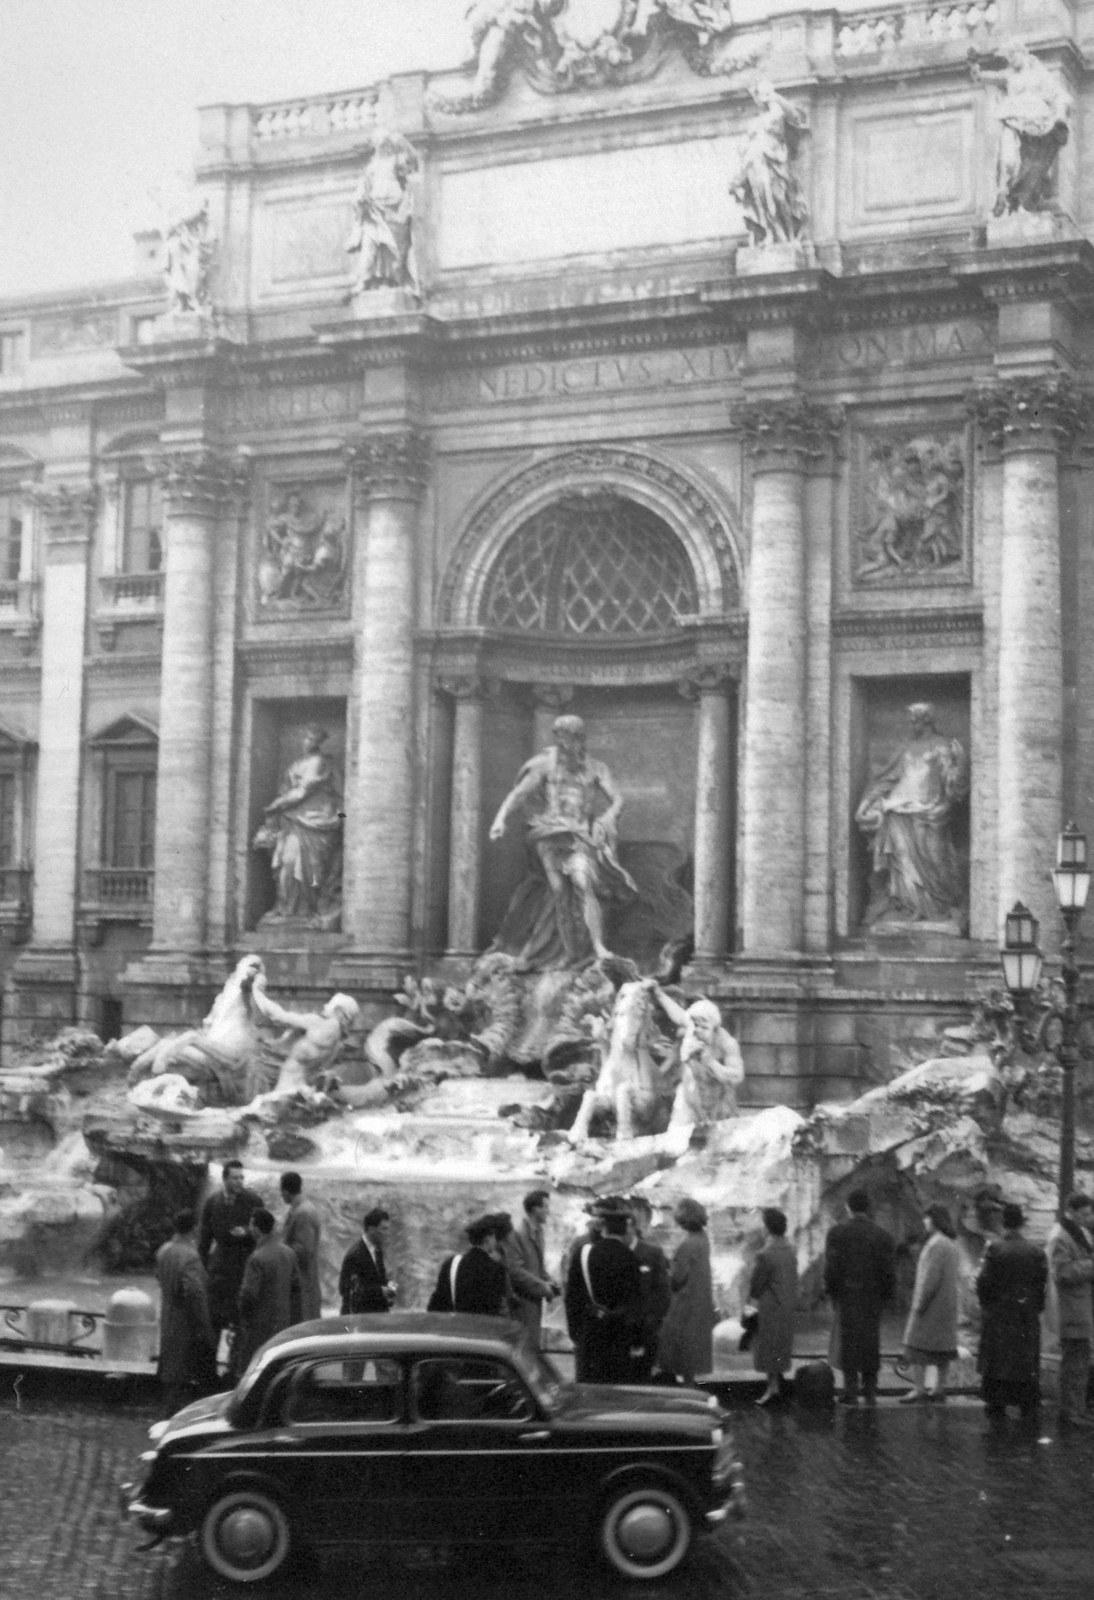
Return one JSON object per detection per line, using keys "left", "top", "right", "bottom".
{"left": 1000, "top": 901, "right": 1043, "bottom": 995}
{"left": 1053, "top": 822, "right": 1091, "bottom": 913}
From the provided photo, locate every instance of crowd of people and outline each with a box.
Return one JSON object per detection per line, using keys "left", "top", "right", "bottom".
{"left": 155, "top": 1159, "right": 1094, "bottom": 1429}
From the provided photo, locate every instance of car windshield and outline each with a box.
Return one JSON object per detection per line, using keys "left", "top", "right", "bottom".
{"left": 512, "top": 1341, "right": 563, "bottom": 1412}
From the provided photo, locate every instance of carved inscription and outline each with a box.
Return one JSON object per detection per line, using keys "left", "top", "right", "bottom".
{"left": 434, "top": 344, "right": 743, "bottom": 410}
{"left": 220, "top": 381, "right": 363, "bottom": 430}
{"left": 815, "top": 320, "right": 994, "bottom": 373}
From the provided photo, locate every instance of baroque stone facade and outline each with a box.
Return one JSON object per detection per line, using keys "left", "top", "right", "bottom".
{"left": 2, "top": 0, "right": 1094, "bottom": 1105}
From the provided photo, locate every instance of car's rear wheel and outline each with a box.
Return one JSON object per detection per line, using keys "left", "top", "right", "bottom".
{"left": 598, "top": 1482, "right": 692, "bottom": 1580}
{"left": 199, "top": 1488, "right": 291, "bottom": 1584}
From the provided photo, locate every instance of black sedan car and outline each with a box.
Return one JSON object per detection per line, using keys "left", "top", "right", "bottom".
{"left": 123, "top": 1312, "right": 744, "bottom": 1585}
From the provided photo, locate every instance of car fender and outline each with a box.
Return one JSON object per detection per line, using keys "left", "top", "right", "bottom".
{"left": 195, "top": 1467, "right": 292, "bottom": 1522}
{"left": 592, "top": 1458, "right": 705, "bottom": 1523}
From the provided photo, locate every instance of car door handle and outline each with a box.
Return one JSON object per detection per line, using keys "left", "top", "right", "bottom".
{"left": 519, "top": 1430, "right": 550, "bottom": 1443}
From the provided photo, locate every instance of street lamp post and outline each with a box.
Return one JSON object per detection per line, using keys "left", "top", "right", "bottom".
{"left": 999, "top": 824, "right": 1090, "bottom": 1212}
{"left": 1051, "top": 824, "right": 1091, "bottom": 1205}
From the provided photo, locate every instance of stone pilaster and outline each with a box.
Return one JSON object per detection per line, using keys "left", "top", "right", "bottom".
{"left": 149, "top": 451, "right": 240, "bottom": 952}
{"left": 680, "top": 665, "right": 734, "bottom": 961}
{"left": 972, "top": 376, "right": 1088, "bottom": 944}
{"left": 736, "top": 399, "right": 839, "bottom": 956}
{"left": 343, "top": 431, "right": 429, "bottom": 957}
{"left": 5, "top": 486, "right": 95, "bottom": 1042}
{"left": 439, "top": 675, "right": 487, "bottom": 956}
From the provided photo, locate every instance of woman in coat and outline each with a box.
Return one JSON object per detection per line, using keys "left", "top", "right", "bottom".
{"left": 748, "top": 1207, "right": 798, "bottom": 1406}
{"left": 901, "top": 1202, "right": 961, "bottom": 1403}
{"left": 654, "top": 1198, "right": 716, "bottom": 1385}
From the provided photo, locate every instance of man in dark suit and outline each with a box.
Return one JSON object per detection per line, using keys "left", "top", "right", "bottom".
{"left": 339, "top": 1207, "right": 397, "bottom": 1313}
{"left": 627, "top": 1196, "right": 671, "bottom": 1383}
{"left": 824, "top": 1188, "right": 896, "bottom": 1406}
{"left": 566, "top": 1203, "right": 644, "bottom": 1384}
{"left": 977, "top": 1202, "right": 1048, "bottom": 1421}
{"left": 563, "top": 1202, "right": 607, "bottom": 1376}
{"left": 428, "top": 1215, "right": 508, "bottom": 1315}
{"left": 155, "top": 1207, "right": 217, "bottom": 1417}
{"left": 198, "top": 1159, "right": 264, "bottom": 1348}
{"left": 232, "top": 1208, "right": 302, "bottom": 1379}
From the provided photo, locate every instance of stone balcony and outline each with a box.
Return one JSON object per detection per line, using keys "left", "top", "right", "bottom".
{"left": 79, "top": 868, "right": 154, "bottom": 944}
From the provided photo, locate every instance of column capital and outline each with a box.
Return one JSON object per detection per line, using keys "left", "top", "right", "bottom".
{"left": 529, "top": 682, "right": 575, "bottom": 713}
{"left": 969, "top": 374, "right": 1094, "bottom": 458}
{"left": 29, "top": 482, "right": 97, "bottom": 553}
{"left": 733, "top": 398, "right": 843, "bottom": 473}
{"left": 436, "top": 673, "right": 491, "bottom": 702}
{"left": 346, "top": 430, "right": 430, "bottom": 501}
{"left": 156, "top": 449, "right": 249, "bottom": 517}
{"left": 677, "top": 663, "right": 734, "bottom": 700}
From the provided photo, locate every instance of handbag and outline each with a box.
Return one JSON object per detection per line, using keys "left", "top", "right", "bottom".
{"left": 738, "top": 1309, "right": 759, "bottom": 1352}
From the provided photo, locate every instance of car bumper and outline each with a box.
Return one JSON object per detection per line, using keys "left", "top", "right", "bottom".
{"left": 119, "top": 1484, "right": 174, "bottom": 1534}
{"left": 706, "top": 1463, "right": 747, "bottom": 1525}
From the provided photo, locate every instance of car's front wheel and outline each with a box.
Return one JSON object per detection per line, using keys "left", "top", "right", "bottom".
{"left": 199, "top": 1488, "right": 291, "bottom": 1584}
{"left": 598, "top": 1482, "right": 693, "bottom": 1580}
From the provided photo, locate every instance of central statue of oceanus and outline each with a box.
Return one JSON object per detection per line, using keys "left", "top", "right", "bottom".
{"left": 488, "top": 714, "right": 637, "bottom": 970}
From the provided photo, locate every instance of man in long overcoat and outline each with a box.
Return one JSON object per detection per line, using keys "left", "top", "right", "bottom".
{"left": 977, "top": 1202, "right": 1047, "bottom": 1421}
{"left": 628, "top": 1196, "right": 670, "bottom": 1383}
{"left": 232, "top": 1208, "right": 302, "bottom": 1378}
{"left": 505, "top": 1190, "right": 559, "bottom": 1347}
{"left": 280, "top": 1170, "right": 323, "bottom": 1321}
{"left": 566, "top": 1206, "right": 644, "bottom": 1384}
{"left": 428, "top": 1215, "right": 509, "bottom": 1315}
{"left": 824, "top": 1188, "right": 896, "bottom": 1406}
{"left": 1047, "top": 1191, "right": 1094, "bottom": 1427}
{"left": 198, "top": 1159, "right": 264, "bottom": 1343}
{"left": 155, "top": 1207, "right": 218, "bottom": 1415}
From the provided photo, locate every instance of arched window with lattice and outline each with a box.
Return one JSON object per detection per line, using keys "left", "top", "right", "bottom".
{"left": 481, "top": 493, "right": 698, "bottom": 637}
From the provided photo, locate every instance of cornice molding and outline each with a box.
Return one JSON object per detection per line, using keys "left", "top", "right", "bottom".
{"left": 236, "top": 634, "right": 353, "bottom": 673}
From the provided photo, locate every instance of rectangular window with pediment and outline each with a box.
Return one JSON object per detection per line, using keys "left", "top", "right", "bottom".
{"left": 0, "top": 493, "right": 23, "bottom": 582}
{"left": 121, "top": 478, "right": 162, "bottom": 574}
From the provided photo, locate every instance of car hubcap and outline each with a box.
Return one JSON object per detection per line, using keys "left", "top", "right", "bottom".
{"left": 617, "top": 1502, "right": 674, "bottom": 1560}
{"left": 219, "top": 1507, "right": 276, "bottom": 1566}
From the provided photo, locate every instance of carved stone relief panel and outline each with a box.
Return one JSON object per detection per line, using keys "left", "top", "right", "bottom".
{"left": 257, "top": 481, "right": 349, "bottom": 615}
{"left": 850, "top": 425, "right": 970, "bottom": 589}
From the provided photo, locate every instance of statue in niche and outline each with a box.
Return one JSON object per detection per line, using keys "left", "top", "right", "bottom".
{"left": 253, "top": 724, "right": 343, "bottom": 931}
{"left": 969, "top": 42, "right": 1071, "bottom": 215}
{"left": 855, "top": 702, "right": 970, "bottom": 930}
{"left": 854, "top": 434, "right": 965, "bottom": 584}
{"left": 346, "top": 131, "right": 421, "bottom": 296}
{"left": 258, "top": 487, "right": 346, "bottom": 608}
{"left": 488, "top": 713, "right": 637, "bottom": 970}
{"left": 163, "top": 199, "right": 214, "bottom": 315}
{"left": 728, "top": 80, "right": 809, "bottom": 246}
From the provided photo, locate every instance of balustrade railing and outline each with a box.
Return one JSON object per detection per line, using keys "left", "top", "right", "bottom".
{"left": 252, "top": 89, "right": 377, "bottom": 142}
{"left": 83, "top": 867, "right": 154, "bottom": 906}
{"left": 99, "top": 572, "right": 163, "bottom": 606}
{"left": 836, "top": 0, "right": 999, "bottom": 56}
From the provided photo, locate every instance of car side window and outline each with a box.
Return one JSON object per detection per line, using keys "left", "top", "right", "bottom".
{"left": 412, "top": 1358, "right": 536, "bottom": 1423}
{"left": 285, "top": 1357, "right": 404, "bottom": 1425}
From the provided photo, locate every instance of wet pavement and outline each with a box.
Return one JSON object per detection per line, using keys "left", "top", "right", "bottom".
{"left": 2, "top": 1375, "right": 1094, "bottom": 1600}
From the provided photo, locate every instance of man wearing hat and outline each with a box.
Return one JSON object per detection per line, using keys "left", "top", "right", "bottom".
{"left": 428, "top": 1215, "right": 508, "bottom": 1317}
{"left": 565, "top": 1197, "right": 644, "bottom": 1384}
{"left": 976, "top": 1202, "right": 1048, "bottom": 1421}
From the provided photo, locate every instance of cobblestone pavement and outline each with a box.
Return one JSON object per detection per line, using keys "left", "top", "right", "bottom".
{"left": 3, "top": 1377, "right": 1094, "bottom": 1600}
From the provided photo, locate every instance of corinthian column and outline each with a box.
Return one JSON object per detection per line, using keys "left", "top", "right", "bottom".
{"left": 737, "top": 399, "right": 837, "bottom": 955}
{"left": 344, "top": 431, "right": 429, "bottom": 954}
{"left": 28, "top": 484, "right": 96, "bottom": 946}
{"left": 974, "top": 376, "right": 1081, "bottom": 940}
{"left": 149, "top": 451, "right": 238, "bottom": 951}
{"left": 440, "top": 675, "right": 487, "bottom": 956}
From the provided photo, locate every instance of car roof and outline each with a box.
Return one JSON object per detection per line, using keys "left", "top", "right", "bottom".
{"left": 259, "top": 1312, "right": 528, "bottom": 1365}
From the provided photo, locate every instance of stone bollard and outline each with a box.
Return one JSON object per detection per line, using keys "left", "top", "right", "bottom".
{"left": 27, "top": 1299, "right": 78, "bottom": 1348}
{"left": 102, "top": 1288, "right": 158, "bottom": 1364}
